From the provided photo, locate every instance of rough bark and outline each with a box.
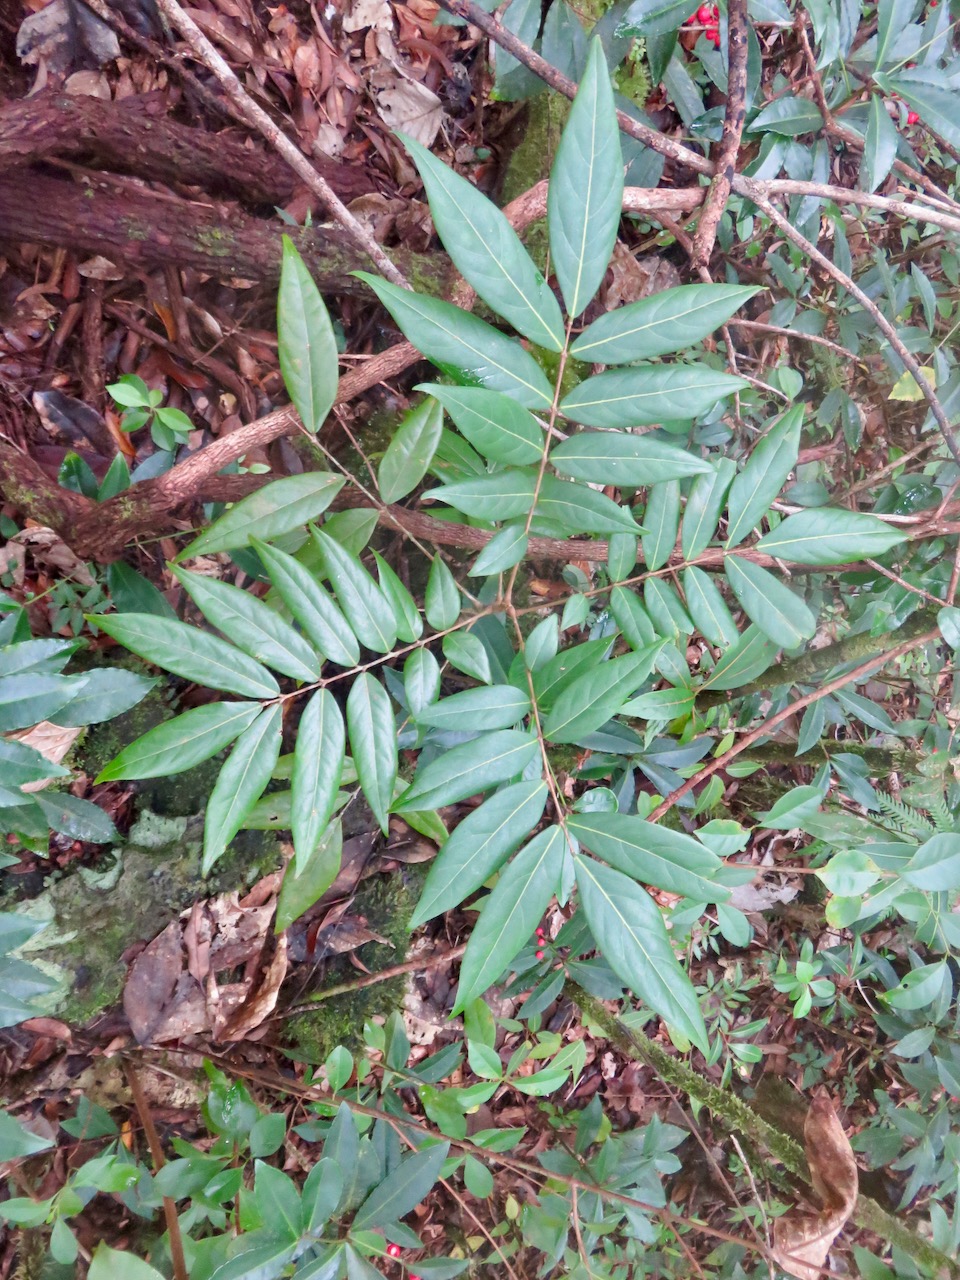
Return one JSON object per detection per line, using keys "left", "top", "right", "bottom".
{"left": 0, "top": 90, "right": 374, "bottom": 204}
{"left": 0, "top": 171, "right": 452, "bottom": 294}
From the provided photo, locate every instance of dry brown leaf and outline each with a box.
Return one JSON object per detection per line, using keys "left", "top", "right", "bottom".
{"left": 9, "top": 721, "right": 82, "bottom": 790}
{"left": 218, "top": 932, "right": 288, "bottom": 1041}
{"left": 376, "top": 79, "right": 443, "bottom": 147}
{"left": 123, "top": 921, "right": 184, "bottom": 1045}
{"left": 772, "top": 1096, "right": 858, "bottom": 1280}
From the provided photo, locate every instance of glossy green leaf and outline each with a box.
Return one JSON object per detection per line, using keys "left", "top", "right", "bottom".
{"left": 621, "top": 684, "right": 695, "bottom": 720}
{"left": 312, "top": 528, "right": 398, "bottom": 654}
{"left": 882, "top": 962, "right": 948, "bottom": 1012}
{"left": 347, "top": 674, "right": 397, "bottom": 835}
{"left": 548, "top": 40, "right": 623, "bottom": 318}
{"left": 643, "top": 578, "right": 693, "bottom": 639}
{"left": 755, "top": 509, "right": 907, "bottom": 563}
{"left": 278, "top": 234, "right": 338, "bottom": 433}
{"left": 353, "top": 1142, "right": 450, "bottom": 1229}
{"left": 418, "top": 384, "right": 543, "bottom": 466}
{"left": 0, "top": 739, "right": 68, "bottom": 786}
{"left": 403, "top": 133, "right": 564, "bottom": 350}
{"left": 253, "top": 539, "right": 360, "bottom": 668}
{"left": 640, "top": 480, "right": 680, "bottom": 572}
{"left": 607, "top": 532, "right": 637, "bottom": 582}
{"left": 88, "top": 1244, "right": 165, "bottom": 1280}
{"left": 322, "top": 508, "right": 379, "bottom": 556}
{"left": 395, "top": 730, "right": 539, "bottom": 812}
{"left": 173, "top": 567, "right": 321, "bottom": 681}
{"left": 568, "top": 811, "right": 727, "bottom": 902}
{"left": 106, "top": 561, "right": 176, "bottom": 618}
{"left": 49, "top": 668, "right": 156, "bottom": 728}
{"left": 178, "top": 473, "right": 344, "bottom": 560}
{"left": 404, "top": 647, "right": 440, "bottom": 716}
{"left": 378, "top": 396, "right": 444, "bottom": 503}
{"left": 875, "top": 0, "right": 915, "bottom": 67}
{"left": 701, "top": 624, "right": 778, "bottom": 691}
{"left": 681, "top": 457, "right": 737, "bottom": 557}
{"left": 0, "top": 1111, "right": 53, "bottom": 1161}
{"left": 725, "top": 406, "right": 802, "bottom": 548}
{"left": 551, "top": 431, "right": 710, "bottom": 486}
{"left": 292, "top": 689, "right": 345, "bottom": 870}
{"left": 93, "top": 614, "right": 279, "bottom": 699}
{"left": 372, "top": 552, "right": 423, "bottom": 643}
{"left": 277, "top": 819, "right": 342, "bottom": 931}
{"left": 724, "top": 555, "right": 816, "bottom": 648}
{"left": 409, "top": 780, "right": 548, "bottom": 927}
{"left": 425, "top": 557, "right": 461, "bottom": 630}
{"left": 571, "top": 284, "right": 758, "bottom": 363}
{"left": 531, "top": 637, "right": 612, "bottom": 708}
{"left": 542, "top": 642, "right": 663, "bottom": 743}
{"left": 454, "top": 825, "right": 566, "bottom": 1012}
{"left": 575, "top": 854, "right": 708, "bottom": 1052}
{"left": 750, "top": 94, "right": 823, "bottom": 136}
{"left": 0, "top": 638, "right": 78, "bottom": 678}
{"left": 536, "top": 475, "right": 643, "bottom": 535}
{"left": 417, "top": 685, "right": 530, "bottom": 732}
{"left": 682, "top": 567, "right": 738, "bottom": 647}
{"left": 470, "top": 525, "right": 529, "bottom": 576}
{"left": 610, "top": 586, "right": 657, "bottom": 650}
{"left": 203, "top": 706, "right": 282, "bottom": 874}
{"left": 560, "top": 365, "right": 746, "bottom": 428}
{"left": 356, "top": 274, "right": 552, "bottom": 409}
{"left": 442, "top": 632, "right": 492, "bottom": 683}
{"left": 0, "top": 673, "right": 77, "bottom": 731}
{"left": 96, "top": 702, "right": 262, "bottom": 782}
{"left": 862, "top": 92, "right": 899, "bottom": 193}
{"left": 34, "top": 793, "right": 117, "bottom": 844}
{"left": 424, "top": 469, "right": 536, "bottom": 521}
{"left": 901, "top": 833, "right": 960, "bottom": 892}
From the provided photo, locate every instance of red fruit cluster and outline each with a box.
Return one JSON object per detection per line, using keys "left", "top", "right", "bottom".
{"left": 686, "top": 4, "right": 721, "bottom": 45}
{"left": 535, "top": 925, "right": 546, "bottom": 961}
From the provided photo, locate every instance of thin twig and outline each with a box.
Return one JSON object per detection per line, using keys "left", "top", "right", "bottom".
{"left": 280, "top": 943, "right": 466, "bottom": 1018}
{"left": 125, "top": 1064, "right": 188, "bottom": 1280}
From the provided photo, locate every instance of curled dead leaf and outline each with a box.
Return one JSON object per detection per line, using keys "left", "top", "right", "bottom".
{"left": 772, "top": 1096, "right": 858, "bottom": 1280}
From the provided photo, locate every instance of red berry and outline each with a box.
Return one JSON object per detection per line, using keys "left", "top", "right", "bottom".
{"left": 706, "top": 25, "right": 719, "bottom": 40}
{"left": 536, "top": 949, "right": 545, "bottom": 960}
{"left": 907, "top": 111, "right": 920, "bottom": 124}
{"left": 387, "top": 1244, "right": 402, "bottom": 1258}
{"left": 711, "top": 3, "right": 720, "bottom": 14}
{"left": 930, "top": 2, "right": 937, "bottom": 7}
{"left": 697, "top": 4, "right": 713, "bottom": 19}
{"left": 688, "top": 11, "right": 698, "bottom": 21}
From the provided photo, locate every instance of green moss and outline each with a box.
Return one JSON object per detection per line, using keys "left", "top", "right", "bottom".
{"left": 284, "top": 865, "right": 424, "bottom": 1063}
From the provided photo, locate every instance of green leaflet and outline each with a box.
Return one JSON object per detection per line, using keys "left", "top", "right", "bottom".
{"left": 356, "top": 274, "right": 553, "bottom": 409}
{"left": 178, "top": 472, "right": 344, "bottom": 560}
{"left": 203, "top": 706, "right": 283, "bottom": 874}
{"left": 542, "top": 643, "right": 663, "bottom": 743}
{"left": 575, "top": 854, "right": 708, "bottom": 1053}
{"left": 96, "top": 702, "right": 262, "bottom": 782}
{"left": 402, "top": 133, "right": 564, "bottom": 351}
{"left": 470, "top": 525, "right": 529, "bottom": 577}
{"left": 567, "top": 812, "right": 727, "bottom": 902}
{"left": 725, "top": 406, "right": 802, "bottom": 548}
{"left": 48, "top": 668, "right": 156, "bottom": 728}
{"left": 750, "top": 94, "right": 823, "bottom": 136}
{"left": 377, "top": 396, "right": 443, "bottom": 504}
{"left": 610, "top": 587, "right": 657, "bottom": 651}
{"left": 755, "top": 509, "right": 907, "bottom": 563}
{"left": 560, "top": 365, "right": 747, "bottom": 428}
{"left": 424, "top": 557, "right": 461, "bottom": 630}
{"left": 372, "top": 552, "right": 424, "bottom": 643}
{"left": 277, "top": 235, "right": 339, "bottom": 434}
{"left": 409, "top": 780, "right": 547, "bottom": 927}
{"left": 701, "top": 624, "right": 779, "bottom": 691}
{"left": 404, "top": 647, "right": 440, "bottom": 717}
{"left": 173, "top": 567, "right": 322, "bottom": 682}
{"left": 681, "top": 457, "right": 737, "bottom": 558}
{"left": 416, "top": 685, "right": 531, "bottom": 732}
{"left": 292, "top": 690, "right": 345, "bottom": 871}
{"left": 346, "top": 674, "right": 397, "bottom": 836}
{"left": 276, "top": 819, "right": 342, "bottom": 931}
{"left": 94, "top": 613, "right": 279, "bottom": 699}
{"left": 724, "top": 555, "right": 816, "bottom": 649}
{"left": 418, "top": 384, "right": 543, "bottom": 466}
{"left": 550, "top": 431, "right": 711, "bottom": 486}
{"left": 548, "top": 40, "right": 623, "bottom": 319}
{"left": 682, "top": 567, "right": 739, "bottom": 648}
{"left": 454, "top": 825, "right": 566, "bottom": 1012}
{"left": 395, "top": 730, "right": 539, "bottom": 812}
{"left": 640, "top": 480, "right": 681, "bottom": 572}
{"left": 0, "top": 674, "right": 78, "bottom": 731}
{"left": 252, "top": 539, "right": 361, "bottom": 668}
{"left": 532, "top": 637, "right": 613, "bottom": 708}
{"left": 571, "top": 284, "right": 759, "bottom": 363}
{"left": 353, "top": 1143, "right": 450, "bottom": 1230}
{"left": 536, "top": 475, "right": 643, "bottom": 535}
{"left": 311, "top": 528, "right": 398, "bottom": 654}
{"left": 424, "top": 469, "right": 536, "bottom": 521}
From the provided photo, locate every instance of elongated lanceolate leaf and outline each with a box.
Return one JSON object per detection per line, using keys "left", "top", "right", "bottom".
{"left": 425, "top": 557, "right": 461, "bottom": 630}
{"left": 311, "top": 528, "right": 398, "bottom": 654}
{"left": 418, "top": 383, "right": 543, "bottom": 466}
{"left": 404, "top": 648, "right": 440, "bottom": 717}
{"left": 277, "top": 819, "right": 342, "bottom": 931}
{"left": 725, "top": 406, "right": 802, "bottom": 548}
{"left": 353, "top": 1143, "right": 450, "bottom": 1230}
{"left": 575, "top": 854, "right": 708, "bottom": 1052}
{"left": 203, "top": 706, "right": 282, "bottom": 874}
{"left": 378, "top": 396, "right": 443, "bottom": 504}
{"left": 0, "top": 674, "right": 78, "bottom": 732}
{"left": 252, "top": 539, "right": 360, "bottom": 668}
{"left": 278, "top": 235, "right": 338, "bottom": 433}
{"left": 560, "top": 365, "right": 747, "bottom": 428}
{"left": 395, "top": 730, "right": 539, "bottom": 813}
{"left": 536, "top": 475, "right": 643, "bottom": 535}
{"left": 755, "top": 509, "right": 907, "bottom": 563}
{"left": 372, "top": 552, "right": 423, "bottom": 643}
{"left": 548, "top": 40, "right": 623, "bottom": 319}
{"left": 292, "top": 689, "right": 345, "bottom": 870}
{"left": 454, "top": 825, "right": 566, "bottom": 1012}
{"left": 356, "top": 274, "right": 553, "bottom": 409}
{"left": 50, "top": 668, "right": 156, "bottom": 728}
{"left": 96, "top": 702, "right": 262, "bottom": 782}
{"left": 571, "top": 284, "right": 758, "bottom": 363}
{"left": 173, "top": 567, "right": 321, "bottom": 682}
{"left": 542, "top": 643, "right": 663, "bottom": 743}
{"left": 640, "top": 480, "right": 680, "bottom": 572}
{"left": 416, "top": 685, "right": 530, "bottom": 733}
{"left": 424, "top": 469, "right": 536, "bottom": 521}
{"left": 470, "top": 525, "right": 529, "bottom": 577}
{"left": 701, "top": 624, "right": 779, "bottom": 691}
{"left": 402, "top": 133, "right": 564, "bottom": 351}
{"left": 178, "top": 473, "right": 344, "bottom": 560}
{"left": 681, "top": 456, "right": 737, "bottom": 557}
{"left": 750, "top": 94, "right": 823, "bottom": 136}
{"left": 550, "top": 431, "right": 711, "bottom": 486}
{"left": 409, "top": 780, "right": 548, "bottom": 927}
{"left": 95, "top": 614, "right": 279, "bottom": 699}
{"left": 724, "top": 555, "right": 816, "bottom": 648}
{"left": 682, "top": 566, "right": 739, "bottom": 647}
{"left": 862, "top": 92, "right": 899, "bottom": 193}
{"left": 568, "top": 812, "right": 727, "bottom": 902}
{"left": 346, "top": 674, "right": 397, "bottom": 835}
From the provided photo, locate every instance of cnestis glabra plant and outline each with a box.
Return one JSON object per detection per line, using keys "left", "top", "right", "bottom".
{"left": 92, "top": 39, "right": 911, "bottom": 1055}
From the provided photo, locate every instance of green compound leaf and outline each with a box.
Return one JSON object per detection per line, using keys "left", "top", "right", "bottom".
{"left": 575, "top": 854, "right": 708, "bottom": 1053}
{"left": 252, "top": 539, "right": 360, "bottom": 668}
{"left": 550, "top": 430, "right": 711, "bottom": 486}
{"left": 292, "top": 689, "right": 345, "bottom": 871}
{"left": 203, "top": 706, "right": 283, "bottom": 874}
{"left": 571, "top": 284, "right": 758, "bottom": 363}
{"left": 724, "top": 554, "right": 816, "bottom": 649}
{"left": 346, "top": 674, "right": 397, "bottom": 836}
{"left": 548, "top": 39, "right": 623, "bottom": 319}
{"left": 402, "top": 132, "right": 564, "bottom": 351}
{"left": 96, "top": 702, "right": 262, "bottom": 782}
{"left": 356, "top": 274, "right": 553, "bottom": 409}
{"left": 378, "top": 396, "right": 443, "bottom": 504}
{"left": 419, "top": 383, "right": 543, "bottom": 466}
{"left": 278, "top": 234, "right": 338, "bottom": 433}
{"left": 395, "top": 730, "right": 540, "bottom": 813}
{"left": 560, "top": 365, "right": 747, "bottom": 428}
{"left": 755, "top": 508, "right": 907, "bottom": 563}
